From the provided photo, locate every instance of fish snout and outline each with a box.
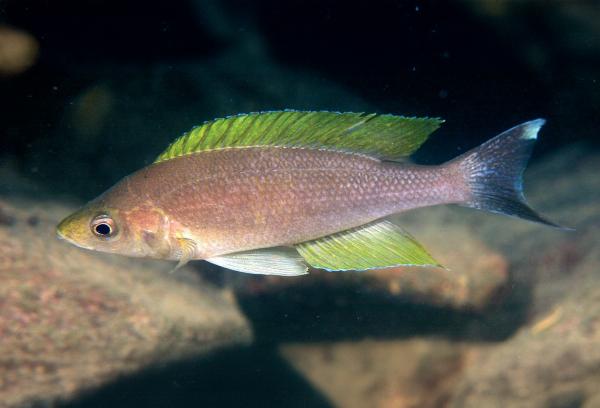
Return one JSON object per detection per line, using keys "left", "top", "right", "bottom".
{"left": 55, "top": 225, "right": 66, "bottom": 241}
{"left": 55, "top": 212, "right": 90, "bottom": 247}
{"left": 56, "top": 215, "right": 76, "bottom": 244}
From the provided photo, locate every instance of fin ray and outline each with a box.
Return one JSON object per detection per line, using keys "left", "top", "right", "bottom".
{"left": 170, "top": 237, "right": 197, "bottom": 273}
{"left": 207, "top": 247, "right": 308, "bottom": 276}
{"left": 295, "top": 221, "right": 441, "bottom": 271}
{"left": 155, "top": 111, "right": 443, "bottom": 163}
{"left": 455, "top": 119, "right": 566, "bottom": 228}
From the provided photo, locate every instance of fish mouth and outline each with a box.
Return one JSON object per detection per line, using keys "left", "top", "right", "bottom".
{"left": 55, "top": 226, "right": 77, "bottom": 246}
{"left": 55, "top": 227, "right": 66, "bottom": 241}
{"left": 55, "top": 227, "right": 94, "bottom": 250}
{"left": 55, "top": 217, "right": 72, "bottom": 242}
{"left": 55, "top": 217, "right": 90, "bottom": 249}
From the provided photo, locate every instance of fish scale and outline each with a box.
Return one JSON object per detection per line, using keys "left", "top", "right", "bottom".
{"left": 120, "top": 146, "right": 464, "bottom": 257}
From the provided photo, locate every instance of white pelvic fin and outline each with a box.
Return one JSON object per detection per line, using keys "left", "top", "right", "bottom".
{"left": 207, "top": 247, "right": 308, "bottom": 276}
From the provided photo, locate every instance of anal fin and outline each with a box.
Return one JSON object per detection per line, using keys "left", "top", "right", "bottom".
{"left": 207, "top": 247, "right": 308, "bottom": 276}
{"left": 295, "top": 220, "right": 441, "bottom": 271}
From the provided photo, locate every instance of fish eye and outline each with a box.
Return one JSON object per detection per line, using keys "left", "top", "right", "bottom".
{"left": 91, "top": 215, "right": 117, "bottom": 239}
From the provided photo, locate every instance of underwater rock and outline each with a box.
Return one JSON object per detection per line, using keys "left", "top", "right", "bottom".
{"left": 450, "top": 283, "right": 600, "bottom": 407}
{"left": 281, "top": 339, "right": 467, "bottom": 408}
{"left": 0, "top": 198, "right": 252, "bottom": 407}
{"left": 0, "top": 25, "right": 39, "bottom": 76}
{"left": 447, "top": 148, "right": 600, "bottom": 408}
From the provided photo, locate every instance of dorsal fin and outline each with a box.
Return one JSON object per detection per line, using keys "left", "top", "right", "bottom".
{"left": 155, "top": 110, "right": 443, "bottom": 163}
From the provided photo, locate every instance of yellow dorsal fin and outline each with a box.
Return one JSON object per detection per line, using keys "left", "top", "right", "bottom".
{"left": 155, "top": 110, "right": 443, "bottom": 163}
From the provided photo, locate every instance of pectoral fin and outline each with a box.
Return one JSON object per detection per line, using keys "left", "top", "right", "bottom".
{"left": 170, "top": 237, "right": 198, "bottom": 273}
{"left": 207, "top": 247, "right": 308, "bottom": 276}
{"left": 295, "top": 220, "right": 441, "bottom": 271}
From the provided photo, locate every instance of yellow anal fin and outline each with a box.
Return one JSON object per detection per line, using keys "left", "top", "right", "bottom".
{"left": 295, "top": 220, "right": 442, "bottom": 272}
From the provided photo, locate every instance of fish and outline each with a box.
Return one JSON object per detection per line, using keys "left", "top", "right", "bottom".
{"left": 56, "top": 111, "right": 562, "bottom": 276}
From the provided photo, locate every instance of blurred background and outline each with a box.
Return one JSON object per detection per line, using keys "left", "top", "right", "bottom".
{"left": 0, "top": 1, "right": 599, "bottom": 407}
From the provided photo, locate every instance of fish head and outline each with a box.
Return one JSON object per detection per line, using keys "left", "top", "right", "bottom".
{"left": 56, "top": 202, "right": 130, "bottom": 253}
{"left": 56, "top": 198, "right": 173, "bottom": 259}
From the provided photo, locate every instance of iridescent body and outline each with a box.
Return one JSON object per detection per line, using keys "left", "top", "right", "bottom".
{"left": 56, "top": 111, "right": 560, "bottom": 275}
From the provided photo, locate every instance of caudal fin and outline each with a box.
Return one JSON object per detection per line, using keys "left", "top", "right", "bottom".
{"left": 455, "top": 119, "right": 564, "bottom": 228}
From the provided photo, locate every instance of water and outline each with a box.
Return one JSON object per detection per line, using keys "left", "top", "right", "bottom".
{"left": 1, "top": 1, "right": 599, "bottom": 407}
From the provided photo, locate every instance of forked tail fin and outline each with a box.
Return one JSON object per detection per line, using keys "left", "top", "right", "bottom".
{"left": 454, "top": 119, "right": 564, "bottom": 228}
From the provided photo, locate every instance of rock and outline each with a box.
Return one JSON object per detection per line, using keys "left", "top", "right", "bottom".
{"left": 450, "top": 284, "right": 600, "bottom": 408}
{"left": 447, "top": 147, "right": 600, "bottom": 408}
{"left": 280, "top": 339, "right": 468, "bottom": 408}
{"left": 0, "top": 197, "right": 252, "bottom": 408}
{"left": 0, "top": 25, "right": 39, "bottom": 76}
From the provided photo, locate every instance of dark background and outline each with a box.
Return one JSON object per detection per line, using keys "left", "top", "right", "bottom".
{"left": 1, "top": 0, "right": 599, "bottom": 199}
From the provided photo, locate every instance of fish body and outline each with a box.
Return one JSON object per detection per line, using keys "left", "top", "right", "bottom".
{"left": 81, "top": 147, "right": 462, "bottom": 259}
{"left": 57, "top": 111, "right": 560, "bottom": 275}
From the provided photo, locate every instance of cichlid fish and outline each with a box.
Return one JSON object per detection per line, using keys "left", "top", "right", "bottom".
{"left": 56, "top": 111, "right": 561, "bottom": 275}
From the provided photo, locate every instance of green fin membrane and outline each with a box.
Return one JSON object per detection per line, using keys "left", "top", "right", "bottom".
{"left": 296, "top": 221, "right": 441, "bottom": 271}
{"left": 207, "top": 247, "right": 308, "bottom": 276}
{"left": 155, "top": 111, "right": 443, "bottom": 163}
